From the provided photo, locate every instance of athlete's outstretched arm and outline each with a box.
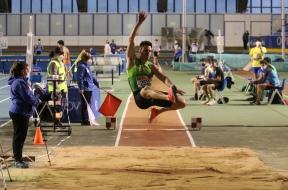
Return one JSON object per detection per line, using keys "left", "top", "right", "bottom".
{"left": 126, "top": 11, "right": 148, "bottom": 70}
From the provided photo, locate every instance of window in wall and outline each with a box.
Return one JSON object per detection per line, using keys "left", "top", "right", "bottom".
{"left": 167, "top": 0, "right": 174, "bottom": 12}
{"left": 42, "top": 0, "right": 51, "bottom": 13}
{"left": 119, "top": 0, "right": 128, "bottom": 12}
{"left": 216, "top": 0, "right": 225, "bottom": 13}
{"left": 195, "top": 0, "right": 205, "bottom": 13}
{"left": 63, "top": 0, "right": 72, "bottom": 12}
{"left": 32, "top": 0, "right": 41, "bottom": 13}
{"left": 175, "top": 0, "right": 183, "bottom": 13}
{"left": 72, "top": 0, "right": 78, "bottom": 12}
{"left": 206, "top": 0, "right": 215, "bottom": 13}
{"left": 262, "top": 8, "right": 271, "bottom": 13}
{"left": 108, "top": 0, "right": 117, "bottom": 12}
{"left": 52, "top": 0, "right": 61, "bottom": 13}
{"left": 22, "top": 0, "right": 31, "bottom": 13}
{"left": 252, "top": 0, "right": 260, "bottom": 7}
{"left": 272, "top": 8, "right": 281, "bottom": 13}
{"left": 186, "top": 0, "right": 194, "bottom": 13}
{"left": 252, "top": 8, "right": 261, "bottom": 13}
{"left": 227, "top": 0, "right": 236, "bottom": 13}
{"left": 139, "top": 0, "right": 149, "bottom": 12}
{"left": 150, "top": 0, "right": 157, "bottom": 13}
{"left": 272, "top": 0, "right": 281, "bottom": 6}
{"left": 12, "top": 0, "right": 21, "bottom": 13}
{"left": 262, "top": 0, "right": 271, "bottom": 7}
{"left": 98, "top": 0, "right": 107, "bottom": 12}
{"left": 129, "top": 0, "right": 138, "bottom": 12}
{"left": 88, "top": 0, "right": 97, "bottom": 13}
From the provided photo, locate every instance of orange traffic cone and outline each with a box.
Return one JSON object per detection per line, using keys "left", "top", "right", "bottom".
{"left": 33, "top": 127, "right": 44, "bottom": 145}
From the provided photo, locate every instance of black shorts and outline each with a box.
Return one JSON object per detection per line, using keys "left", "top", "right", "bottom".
{"left": 133, "top": 89, "right": 172, "bottom": 109}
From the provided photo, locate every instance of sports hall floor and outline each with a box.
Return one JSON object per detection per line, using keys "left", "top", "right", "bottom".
{"left": 0, "top": 64, "right": 288, "bottom": 174}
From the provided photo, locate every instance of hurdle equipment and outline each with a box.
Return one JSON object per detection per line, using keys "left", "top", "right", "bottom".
{"left": 191, "top": 117, "right": 202, "bottom": 130}
{"left": 106, "top": 116, "right": 116, "bottom": 130}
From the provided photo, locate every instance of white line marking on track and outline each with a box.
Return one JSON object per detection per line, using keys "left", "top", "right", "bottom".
{"left": 115, "top": 93, "right": 132, "bottom": 147}
{"left": 0, "top": 97, "right": 10, "bottom": 103}
{"left": 123, "top": 128, "right": 193, "bottom": 131}
{"left": 0, "top": 76, "right": 9, "bottom": 81}
{"left": 0, "top": 120, "right": 12, "bottom": 128}
{"left": 0, "top": 85, "right": 8, "bottom": 90}
{"left": 176, "top": 110, "right": 196, "bottom": 147}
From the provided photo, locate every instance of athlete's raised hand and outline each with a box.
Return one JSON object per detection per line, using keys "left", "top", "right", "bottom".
{"left": 137, "top": 11, "right": 148, "bottom": 25}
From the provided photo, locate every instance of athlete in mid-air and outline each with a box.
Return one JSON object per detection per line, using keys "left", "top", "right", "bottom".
{"left": 126, "top": 11, "right": 186, "bottom": 122}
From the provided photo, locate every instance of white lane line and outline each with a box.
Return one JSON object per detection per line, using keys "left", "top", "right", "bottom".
{"left": 123, "top": 128, "right": 193, "bottom": 131}
{"left": 0, "top": 97, "right": 10, "bottom": 103}
{"left": 0, "top": 76, "right": 9, "bottom": 81}
{"left": 177, "top": 110, "right": 196, "bottom": 147}
{"left": 115, "top": 93, "right": 132, "bottom": 147}
{"left": 0, "top": 85, "right": 8, "bottom": 90}
{"left": 0, "top": 120, "right": 12, "bottom": 128}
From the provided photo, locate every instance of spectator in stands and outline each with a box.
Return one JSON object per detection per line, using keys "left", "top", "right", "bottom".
{"left": 242, "top": 30, "right": 250, "bottom": 50}
{"left": 126, "top": 11, "right": 186, "bottom": 123}
{"left": 249, "top": 40, "right": 267, "bottom": 79}
{"left": 57, "top": 40, "right": 72, "bottom": 83}
{"left": 204, "top": 29, "right": 214, "bottom": 51}
{"left": 174, "top": 45, "right": 182, "bottom": 62}
{"left": 110, "top": 39, "right": 117, "bottom": 54}
{"left": 153, "top": 38, "right": 161, "bottom": 58}
{"left": 250, "top": 59, "right": 280, "bottom": 105}
{"left": 104, "top": 40, "right": 111, "bottom": 56}
{"left": 8, "top": 62, "right": 40, "bottom": 168}
{"left": 174, "top": 40, "right": 180, "bottom": 54}
{"left": 34, "top": 38, "right": 44, "bottom": 55}
{"left": 202, "top": 59, "right": 224, "bottom": 105}
{"left": 191, "top": 40, "right": 198, "bottom": 54}
{"left": 77, "top": 51, "right": 99, "bottom": 125}
{"left": 89, "top": 47, "right": 97, "bottom": 56}
{"left": 190, "top": 40, "right": 198, "bottom": 62}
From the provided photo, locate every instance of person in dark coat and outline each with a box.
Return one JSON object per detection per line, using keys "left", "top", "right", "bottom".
{"left": 77, "top": 51, "right": 99, "bottom": 125}
{"left": 242, "top": 30, "right": 250, "bottom": 50}
{"left": 8, "top": 62, "right": 40, "bottom": 168}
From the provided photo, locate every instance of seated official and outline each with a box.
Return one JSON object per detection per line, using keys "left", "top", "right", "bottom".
{"left": 250, "top": 59, "right": 280, "bottom": 105}
{"left": 202, "top": 59, "right": 225, "bottom": 105}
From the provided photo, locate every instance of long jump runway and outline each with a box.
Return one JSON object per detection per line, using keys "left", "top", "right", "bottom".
{"left": 116, "top": 78, "right": 195, "bottom": 147}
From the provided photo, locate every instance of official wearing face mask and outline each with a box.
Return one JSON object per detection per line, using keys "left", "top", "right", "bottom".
{"left": 77, "top": 51, "right": 99, "bottom": 125}
{"left": 250, "top": 59, "right": 280, "bottom": 105}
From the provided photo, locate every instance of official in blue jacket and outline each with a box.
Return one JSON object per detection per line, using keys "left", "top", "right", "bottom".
{"left": 8, "top": 62, "right": 40, "bottom": 168}
{"left": 77, "top": 51, "right": 99, "bottom": 125}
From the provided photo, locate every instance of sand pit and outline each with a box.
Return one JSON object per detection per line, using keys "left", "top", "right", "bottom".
{"left": 6, "top": 147, "right": 288, "bottom": 190}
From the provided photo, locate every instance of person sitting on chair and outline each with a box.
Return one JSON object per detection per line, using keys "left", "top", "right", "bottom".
{"left": 250, "top": 59, "right": 280, "bottom": 105}
{"left": 202, "top": 59, "right": 224, "bottom": 105}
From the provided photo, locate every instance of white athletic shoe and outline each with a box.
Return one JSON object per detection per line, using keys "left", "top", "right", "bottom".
{"left": 207, "top": 99, "right": 216, "bottom": 106}
{"left": 202, "top": 99, "right": 210, "bottom": 105}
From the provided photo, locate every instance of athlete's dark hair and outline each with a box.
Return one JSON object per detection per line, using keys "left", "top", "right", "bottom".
{"left": 139, "top": 41, "right": 152, "bottom": 47}
{"left": 57, "top": 40, "right": 64, "bottom": 46}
